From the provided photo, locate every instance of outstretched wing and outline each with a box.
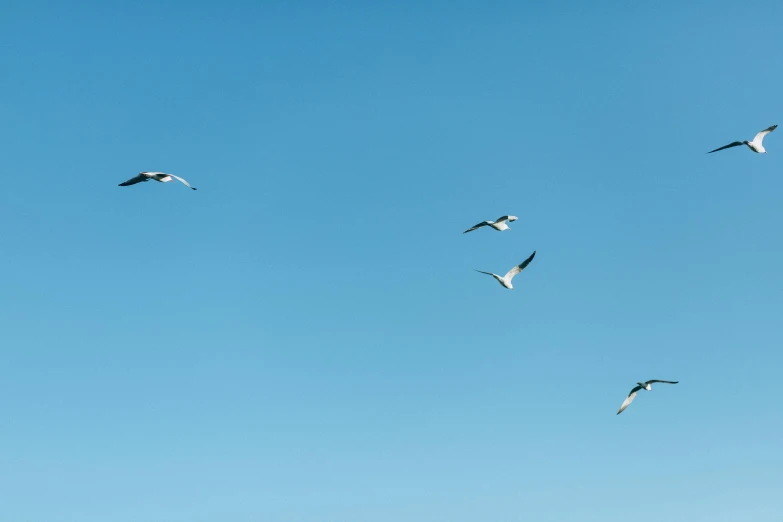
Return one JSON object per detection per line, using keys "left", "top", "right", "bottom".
{"left": 494, "top": 215, "right": 512, "bottom": 223}
{"left": 504, "top": 251, "right": 536, "bottom": 281}
{"left": 707, "top": 141, "right": 744, "bottom": 154}
{"left": 169, "top": 174, "right": 197, "bottom": 190}
{"left": 617, "top": 385, "right": 643, "bottom": 415}
{"left": 646, "top": 380, "right": 678, "bottom": 385}
{"left": 463, "top": 221, "right": 492, "bottom": 234}
{"left": 118, "top": 174, "right": 148, "bottom": 187}
{"left": 474, "top": 269, "right": 498, "bottom": 278}
{"left": 753, "top": 124, "right": 777, "bottom": 145}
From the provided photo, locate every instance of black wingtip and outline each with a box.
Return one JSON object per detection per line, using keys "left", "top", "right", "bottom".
{"left": 192, "top": 187, "right": 197, "bottom": 190}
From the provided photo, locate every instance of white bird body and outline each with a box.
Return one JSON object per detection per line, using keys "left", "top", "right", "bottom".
{"left": 746, "top": 126, "right": 778, "bottom": 153}
{"left": 119, "top": 171, "right": 197, "bottom": 190}
{"left": 463, "top": 215, "right": 518, "bottom": 234}
{"left": 488, "top": 272, "right": 513, "bottom": 289}
{"left": 617, "top": 379, "right": 678, "bottom": 415}
{"left": 708, "top": 125, "right": 777, "bottom": 154}
{"left": 475, "top": 251, "right": 536, "bottom": 290}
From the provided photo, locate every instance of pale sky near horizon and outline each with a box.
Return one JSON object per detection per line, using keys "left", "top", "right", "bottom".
{"left": 1, "top": 1, "right": 782, "bottom": 521}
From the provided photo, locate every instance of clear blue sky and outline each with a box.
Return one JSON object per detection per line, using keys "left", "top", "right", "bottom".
{"left": 1, "top": 1, "right": 782, "bottom": 521}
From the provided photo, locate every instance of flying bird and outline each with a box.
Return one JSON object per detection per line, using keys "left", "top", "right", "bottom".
{"left": 707, "top": 124, "right": 777, "bottom": 154}
{"left": 119, "top": 172, "right": 197, "bottom": 190}
{"left": 617, "top": 380, "right": 679, "bottom": 415}
{"left": 463, "top": 215, "right": 518, "bottom": 234}
{"left": 474, "top": 251, "right": 535, "bottom": 290}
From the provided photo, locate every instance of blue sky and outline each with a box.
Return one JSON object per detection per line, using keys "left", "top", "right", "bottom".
{"left": 1, "top": 1, "right": 782, "bottom": 521}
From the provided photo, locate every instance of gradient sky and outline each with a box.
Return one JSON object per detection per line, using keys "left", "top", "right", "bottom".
{"left": 1, "top": 1, "right": 782, "bottom": 521}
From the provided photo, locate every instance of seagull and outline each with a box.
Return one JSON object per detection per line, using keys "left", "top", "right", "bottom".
{"left": 463, "top": 215, "right": 518, "bottom": 234}
{"left": 708, "top": 124, "right": 777, "bottom": 154}
{"left": 617, "top": 380, "right": 679, "bottom": 415}
{"left": 118, "top": 172, "right": 197, "bottom": 190}
{"left": 474, "top": 251, "right": 535, "bottom": 290}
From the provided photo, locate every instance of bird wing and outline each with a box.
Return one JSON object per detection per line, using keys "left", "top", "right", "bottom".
{"left": 617, "top": 385, "right": 643, "bottom": 415}
{"left": 494, "top": 215, "right": 512, "bottom": 223}
{"left": 463, "top": 221, "right": 493, "bottom": 234}
{"left": 752, "top": 124, "right": 777, "bottom": 145}
{"left": 168, "top": 174, "right": 197, "bottom": 190}
{"left": 504, "top": 251, "right": 536, "bottom": 281}
{"left": 474, "top": 269, "right": 499, "bottom": 278}
{"left": 118, "top": 174, "right": 148, "bottom": 187}
{"left": 646, "top": 380, "right": 679, "bottom": 385}
{"left": 707, "top": 141, "right": 744, "bottom": 154}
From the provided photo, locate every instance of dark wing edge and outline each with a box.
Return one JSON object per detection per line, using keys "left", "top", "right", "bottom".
{"left": 516, "top": 251, "right": 536, "bottom": 272}
{"left": 646, "top": 380, "right": 678, "bottom": 384}
{"left": 463, "top": 221, "right": 491, "bottom": 234}
{"left": 707, "top": 141, "right": 744, "bottom": 154}
{"left": 118, "top": 174, "right": 147, "bottom": 187}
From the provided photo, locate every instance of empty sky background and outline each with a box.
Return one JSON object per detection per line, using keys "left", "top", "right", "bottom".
{"left": 1, "top": 1, "right": 782, "bottom": 521}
